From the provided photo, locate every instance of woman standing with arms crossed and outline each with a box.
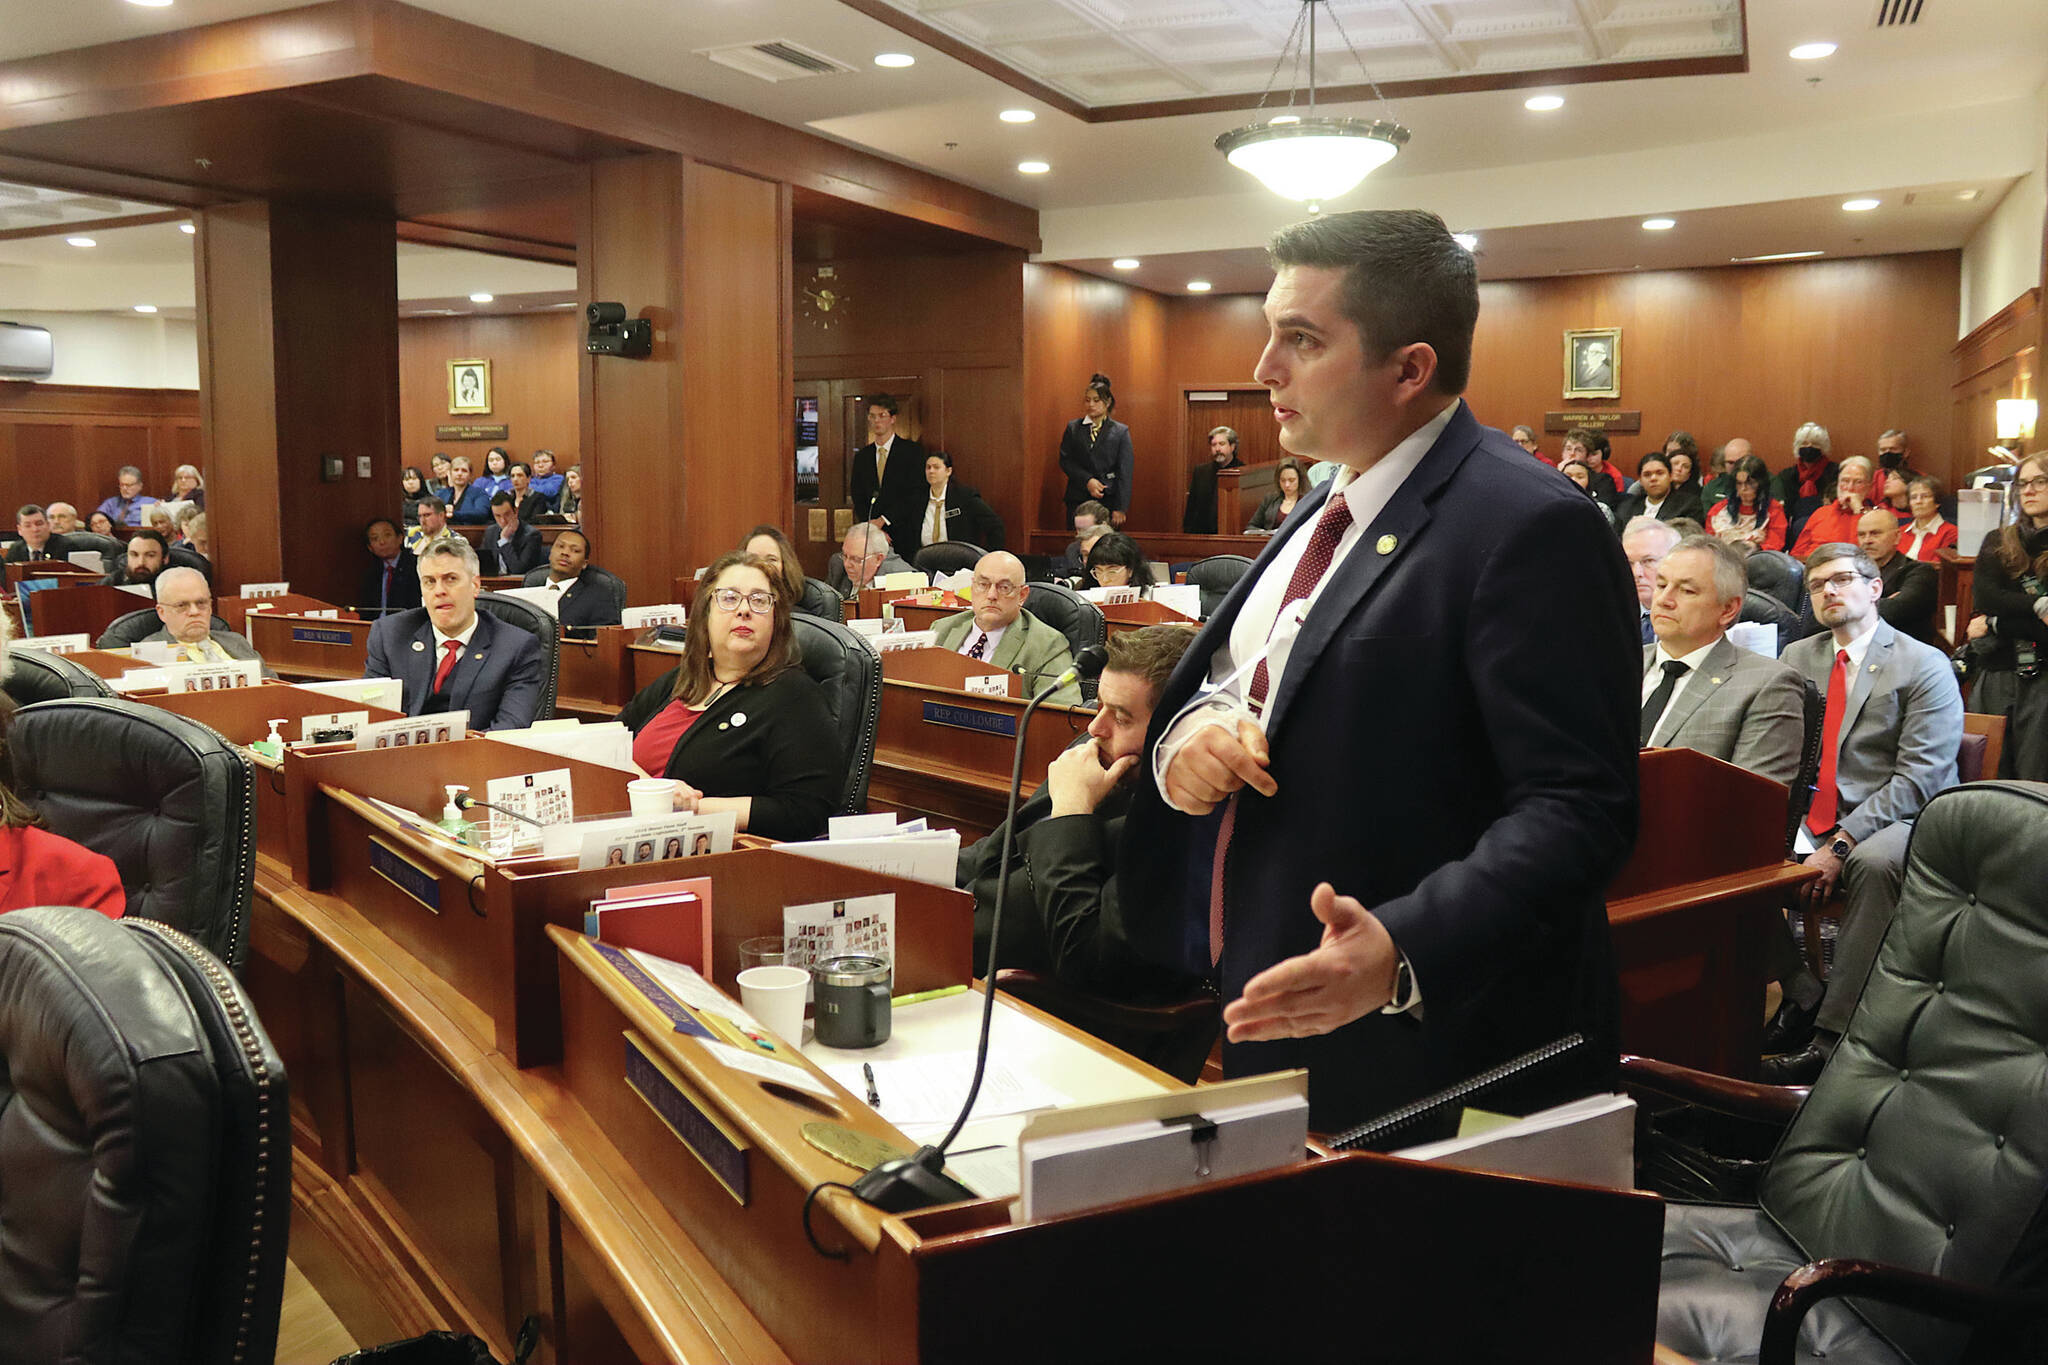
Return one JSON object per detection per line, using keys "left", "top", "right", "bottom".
{"left": 1970, "top": 454, "right": 2048, "bottom": 779}
{"left": 1058, "top": 373, "right": 1134, "bottom": 528}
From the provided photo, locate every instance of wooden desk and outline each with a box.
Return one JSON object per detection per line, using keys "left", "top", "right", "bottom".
{"left": 556, "top": 626, "right": 637, "bottom": 719}
{"left": 1099, "top": 597, "right": 1197, "bottom": 636}
{"left": 5, "top": 560, "right": 100, "bottom": 589}
{"left": 249, "top": 613, "right": 373, "bottom": 681}
{"left": 454, "top": 523, "right": 575, "bottom": 551}
{"left": 1936, "top": 548, "right": 1974, "bottom": 631}
{"left": 16, "top": 581, "right": 142, "bottom": 642}
{"left": 224, "top": 593, "right": 345, "bottom": 634}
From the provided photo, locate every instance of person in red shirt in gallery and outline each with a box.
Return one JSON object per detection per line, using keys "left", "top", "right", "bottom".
{"left": 0, "top": 615, "right": 125, "bottom": 917}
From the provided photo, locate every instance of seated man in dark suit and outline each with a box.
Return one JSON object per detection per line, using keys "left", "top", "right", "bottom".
{"left": 5, "top": 505, "right": 75, "bottom": 564}
{"left": 527, "top": 528, "right": 621, "bottom": 634}
{"left": 365, "top": 537, "right": 542, "bottom": 731}
{"left": 960, "top": 624, "right": 1203, "bottom": 999}
{"left": 104, "top": 529, "right": 168, "bottom": 591}
{"left": 1856, "top": 506, "right": 1939, "bottom": 644}
{"left": 1640, "top": 535, "right": 1805, "bottom": 784}
{"left": 135, "top": 567, "right": 272, "bottom": 675}
{"left": 359, "top": 518, "right": 422, "bottom": 619}
{"left": 478, "top": 493, "right": 545, "bottom": 577}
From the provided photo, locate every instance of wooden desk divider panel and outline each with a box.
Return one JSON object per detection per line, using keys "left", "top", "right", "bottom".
{"left": 62, "top": 648, "right": 148, "bottom": 681}
{"left": 1605, "top": 747, "right": 1817, "bottom": 1078}
{"left": 556, "top": 625, "right": 636, "bottom": 718}
{"left": 220, "top": 592, "right": 344, "bottom": 634}
{"left": 882, "top": 643, "right": 1024, "bottom": 698}
{"left": 17, "top": 582, "right": 145, "bottom": 642}
{"left": 881, "top": 602, "right": 956, "bottom": 635}
{"left": 145, "top": 682, "right": 406, "bottom": 866}
{"left": 628, "top": 641, "right": 688, "bottom": 692}
{"left": 5, "top": 560, "right": 100, "bottom": 588}
{"left": 1936, "top": 548, "right": 1975, "bottom": 633}
{"left": 552, "top": 927, "right": 1662, "bottom": 1365}
{"left": 249, "top": 612, "right": 374, "bottom": 680}
{"left": 479, "top": 575, "right": 524, "bottom": 592}
{"left": 1098, "top": 598, "right": 1197, "bottom": 633}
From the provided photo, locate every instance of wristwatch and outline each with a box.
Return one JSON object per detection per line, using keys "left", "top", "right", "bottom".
{"left": 1829, "top": 833, "right": 1854, "bottom": 860}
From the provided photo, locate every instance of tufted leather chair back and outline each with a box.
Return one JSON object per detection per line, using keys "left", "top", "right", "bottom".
{"left": 1783, "top": 677, "right": 1824, "bottom": 855}
{"left": 0, "top": 906, "right": 288, "bottom": 1364}
{"left": 798, "top": 576, "right": 844, "bottom": 624}
{"left": 97, "top": 608, "right": 234, "bottom": 650}
{"left": 1739, "top": 588, "right": 1806, "bottom": 656}
{"left": 62, "top": 531, "right": 124, "bottom": 565}
{"left": 1016, "top": 580, "right": 1106, "bottom": 703}
{"left": 1187, "top": 554, "right": 1256, "bottom": 619}
{"left": 8, "top": 698, "right": 256, "bottom": 970}
{"left": 475, "top": 591, "right": 558, "bottom": 721}
{"left": 1746, "top": 550, "right": 1805, "bottom": 612}
{"left": 3, "top": 649, "right": 114, "bottom": 706}
{"left": 912, "top": 540, "right": 988, "bottom": 578}
{"left": 1761, "top": 781, "right": 2048, "bottom": 1362}
{"left": 792, "top": 615, "right": 881, "bottom": 816}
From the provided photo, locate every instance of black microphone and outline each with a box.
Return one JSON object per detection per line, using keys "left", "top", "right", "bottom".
{"left": 453, "top": 792, "right": 545, "bottom": 827}
{"left": 851, "top": 643, "right": 1110, "bottom": 1212}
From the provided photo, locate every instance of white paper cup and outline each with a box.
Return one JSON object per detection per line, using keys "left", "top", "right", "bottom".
{"left": 627, "top": 777, "right": 679, "bottom": 818}
{"left": 738, "top": 965, "right": 810, "bottom": 1045}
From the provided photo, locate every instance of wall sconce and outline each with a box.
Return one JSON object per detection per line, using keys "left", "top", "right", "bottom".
{"left": 1996, "top": 398, "right": 2037, "bottom": 442}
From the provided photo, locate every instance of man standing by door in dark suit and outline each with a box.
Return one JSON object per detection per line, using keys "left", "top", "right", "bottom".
{"left": 849, "top": 394, "right": 926, "bottom": 548}
{"left": 365, "top": 537, "right": 542, "bottom": 731}
{"left": 1120, "top": 210, "right": 1640, "bottom": 1132}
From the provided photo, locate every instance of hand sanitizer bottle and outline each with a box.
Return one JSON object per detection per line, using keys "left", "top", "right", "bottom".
{"left": 438, "top": 784, "right": 476, "bottom": 843}
{"left": 251, "top": 718, "right": 286, "bottom": 761}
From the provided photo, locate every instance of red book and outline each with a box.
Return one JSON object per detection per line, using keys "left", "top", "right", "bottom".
{"left": 587, "top": 877, "right": 713, "bottom": 974}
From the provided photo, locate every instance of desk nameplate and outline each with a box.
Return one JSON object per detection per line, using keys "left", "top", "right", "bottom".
{"left": 594, "top": 942, "right": 717, "bottom": 1042}
{"left": 624, "top": 1030, "right": 751, "bottom": 1205}
{"left": 368, "top": 836, "right": 441, "bottom": 914}
{"left": 921, "top": 700, "right": 1018, "bottom": 738}
{"left": 292, "top": 626, "right": 358, "bottom": 646}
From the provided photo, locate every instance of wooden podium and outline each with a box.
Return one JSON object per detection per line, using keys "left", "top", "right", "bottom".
{"left": 1607, "top": 747, "right": 1817, "bottom": 1077}
{"left": 248, "top": 612, "right": 374, "bottom": 680}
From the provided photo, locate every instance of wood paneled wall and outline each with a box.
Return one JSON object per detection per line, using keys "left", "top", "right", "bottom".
{"left": 0, "top": 384, "right": 200, "bottom": 514}
{"left": 397, "top": 311, "right": 582, "bottom": 476}
{"left": 1950, "top": 287, "right": 2039, "bottom": 489}
{"left": 1018, "top": 252, "right": 1967, "bottom": 534}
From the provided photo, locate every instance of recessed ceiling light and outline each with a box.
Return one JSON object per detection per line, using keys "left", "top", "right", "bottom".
{"left": 1842, "top": 198, "right": 1880, "bottom": 212}
{"left": 1733, "top": 250, "right": 1825, "bottom": 263}
{"left": 1268, "top": 114, "right": 1301, "bottom": 125}
{"left": 1112, "top": 258, "right": 1140, "bottom": 270}
{"left": 469, "top": 292, "right": 495, "bottom": 303}
{"left": 999, "top": 109, "right": 1035, "bottom": 124}
{"left": 1641, "top": 218, "right": 1677, "bottom": 231}
{"left": 1955, "top": 189, "right": 1981, "bottom": 201}
{"left": 1017, "top": 160, "right": 1050, "bottom": 174}
{"left": 179, "top": 222, "right": 195, "bottom": 234}
{"left": 1186, "top": 280, "right": 1213, "bottom": 293}
{"left": 125, "top": 0, "right": 174, "bottom": 7}
{"left": 65, "top": 236, "right": 95, "bottom": 248}
{"left": 133, "top": 304, "right": 158, "bottom": 313}
{"left": 1789, "top": 42, "right": 1837, "bottom": 61}
{"left": 1524, "top": 94, "right": 1565, "bottom": 112}
{"left": 874, "top": 52, "right": 915, "bottom": 68}
{"left": 1452, "top": 233, "right": 1478, "bottom": 250}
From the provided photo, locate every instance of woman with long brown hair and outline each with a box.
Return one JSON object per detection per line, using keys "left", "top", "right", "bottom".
{"left": 1969, "top": 453, "right": 2048, "bottom": 779}
{"left": 740, "top": 524, "right": 806, "bottom": 606}
{"left": 614, "top": 550, "right": 840, "bottom": 839}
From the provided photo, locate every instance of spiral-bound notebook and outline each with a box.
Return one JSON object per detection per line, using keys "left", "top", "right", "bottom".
{"left": 1326, "top": 1034, "right": 1591, "bottom": 1152}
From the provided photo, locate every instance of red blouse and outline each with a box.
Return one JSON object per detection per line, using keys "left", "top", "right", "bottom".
{"left": 633, "top": 700, "right": 704, "bottom": 777}
{"left": 0, "top": 825, "right": 125, "bottom": 918}
{"left": 1901, "top": 519, "right": 1959, "bottom": 562}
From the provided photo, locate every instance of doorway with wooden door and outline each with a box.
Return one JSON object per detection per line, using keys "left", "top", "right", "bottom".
{"left": 791, "top": 377, "right": 921, "bottom": 581}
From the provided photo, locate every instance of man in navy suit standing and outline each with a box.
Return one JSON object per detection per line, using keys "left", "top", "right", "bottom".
{"left": 366, "top": 537, "right": 542, "bottom": 731}
{"left": 1120, "top": 210, "right": 1640, "bottom": 1131}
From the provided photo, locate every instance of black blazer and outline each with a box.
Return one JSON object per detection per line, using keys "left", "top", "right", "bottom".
{"left": 1182, "top": 458, "right": 1241, "bottom": 534}
{"left": 1615, "top": 483, "right": 1704, "bottom": 527}
{"left": 479, "top": 523, "right": 545, "bottom": 577}
{"left": 1244, "top": 491, "right": 1302, "bottom": 534}
{"left": 359, "top": 550, "right": 422, "bottom": 618}
{"left": 1877, "top": 552, "right": 1939, "bottom": 644}
{"left": 4, "top": 533, "right": 77, "bottom": 564}
{"left": 1120, "top": 401, "right": 1638, "bottom": 1131}
{"left": 850, "top": 436, "right": 928, "bottom": 540}
{"left": 616, "top": 667, "right": 841, "bottom": 842}
{"left": 914, "top": 480, "right": 1005, "bottom": 554}
{"left": 524, "top": 572, "right": 624, "bottom": 633}
{"left": 1058, "top": 418, "right": 1134, "bottom": 512}
{"left": 515, "top": 491, "right": 553, "bottom": 524}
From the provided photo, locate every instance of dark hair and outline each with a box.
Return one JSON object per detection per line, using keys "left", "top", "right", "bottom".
{"left": 15, "top": 504, "right": 44, "bottom": 520}
{"left": 129, "top": 529, "right": 169, "bottom": 556}
{"left": 1565, "top": 426, "right": 1610, "bottom": 459}
{"left": 1907, "top": 474, "right": 1946, "bottom": 504}
{"left": 740, "top": 523, "right": 805, "bottom": 604}
{"left": 1635, "top": 451, "right": 1672, "bottom": 478}
{"left": 1276, "top": 457, "right": 1306, "bottom": 491}
{"left": 1102, "top": 623, "right": 1198, "bottom": 696}
{"left": 671, "top": 552, "right": 798, "bottom": 705}
{"left": 485, "top": 448, "right": 510, "bottom": 472}
{"left": 925, "top": 449, "right": 954, "bottom": 470}
{"left": 431, "top": 452, "right": 450, "bottom": 465}
{"left": 511, "top": 461, "right": 532, "bottom": 478}
{"left": 0, "top": 698, "right": 46, "bottom": 831}
{"left": 1266, "top": 210, "right": 1479, "bottom": 393}
{"left": 490, "top": 491, "right": 515, "bottom": 509}
{"left": 866, "top": 393, "right": 900, "bottom": 417}
{"left": 400, "top": 466, "right": 425, "bottom": 492}
{"left": 1992, "top": 455, "right": 2048, "bottom": 583}
{"left": 1729, "top": 454, "right": 1774, "bottom": 516}
{"left": 363, "top": 517, "right": 399, "bottom": 541}
{"left": 1663, "top": 431, "right": 1699, "bottom": 458}
{"left": 554, "top": 527, "right": 591, "bottom": 558}
{"left": 1085, "top": 373, "right": 1117, "bottom": 415}
{"left": 1803, "top": 542, "right": 1880, "bottom": 586}
{"left": 416, "top": 496, "right": 447, "bottom": 517}
{"left": 1086, "top": 531, "right": 1153, "bottom": 588}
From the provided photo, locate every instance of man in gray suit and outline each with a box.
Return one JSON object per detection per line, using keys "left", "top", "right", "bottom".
{"left": 827, "top": 523, "right": 916, "bottom": 599}
{"left": 138, "top": 566, "right": 273, "bottom": 676}
{"left": 1641, "top": 536, "right": 1806, "bottom": 786}
{"left": 1762, "top": 541, "right": 1963, "bottom": 1082}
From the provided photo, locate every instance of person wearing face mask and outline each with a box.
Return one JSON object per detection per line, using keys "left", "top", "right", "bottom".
{"left": 1772, "top": 422, "right": 1838, "bottom": 541}
{"left": 1791, "top": 455, "right": 1877, "bottom": 560}
{"left": 1058, "top": 373, "right": 1135, "bottom": 527}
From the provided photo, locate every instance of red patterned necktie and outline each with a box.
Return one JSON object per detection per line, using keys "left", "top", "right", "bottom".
{"left": 966, "top": 631, "right": 988, "bottom": 661}
{"left": 432, "top": 639, "right": 463, "bottom": 695}
{"left": 1805, "top": 649, "right": 1850, "bottom": 836}
{"left": 1214, "top": 491, "right": 1356, "bottom": 962}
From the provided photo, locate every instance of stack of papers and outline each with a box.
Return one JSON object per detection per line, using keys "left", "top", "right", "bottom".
{"left": 819, "top": 1051, "right": 1070, "bottom": 1138}
{"left": 1394, "top": 1093, "right": 1636, "bottom": 1191}
{"left": 781, "top": 824, "right": 959, "bottom": 886}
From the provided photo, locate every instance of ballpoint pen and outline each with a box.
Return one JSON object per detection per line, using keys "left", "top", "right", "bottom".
{"left": 863, "top": 1062, "right": 881, "bottom": 1108}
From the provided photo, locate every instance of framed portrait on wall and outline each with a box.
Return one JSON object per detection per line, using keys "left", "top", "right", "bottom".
{"left": 1562, "top": 328, "right": 1620, "bottom": 400}
{"left": 448, "top": 358, "right": 492, "bottom": 414}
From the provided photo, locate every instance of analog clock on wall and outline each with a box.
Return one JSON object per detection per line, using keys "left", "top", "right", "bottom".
{"left": 799, "top": 266, "right": 848, "bottom": 330}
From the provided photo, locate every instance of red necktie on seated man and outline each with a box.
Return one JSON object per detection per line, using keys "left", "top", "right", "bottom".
{"left": 1804, "top": 649, "right": 1851, "bottom": 838}
{"left": 432, "top": 639, "right": 463, "bottom": 696}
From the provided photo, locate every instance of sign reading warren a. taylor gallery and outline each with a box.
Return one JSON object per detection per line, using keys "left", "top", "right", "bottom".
{"left": 1543, "top": 411, "right": 1642, "bottom": 434}
{"left": 435, "top": 424, "right": 510, "bottom": 441}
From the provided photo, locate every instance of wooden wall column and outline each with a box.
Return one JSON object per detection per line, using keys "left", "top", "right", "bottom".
{"left": 195, "top": 202, "right": 402, "bottom": 606}
{"left": 579, "top": 155, "right": 792, "bottom": 599}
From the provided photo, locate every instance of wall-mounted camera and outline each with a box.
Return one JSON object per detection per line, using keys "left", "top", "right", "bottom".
{"left": 586, "top": 301, "right": 652, "bottom": 358}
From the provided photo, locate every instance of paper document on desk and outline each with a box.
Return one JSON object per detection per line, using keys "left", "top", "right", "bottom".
{"left": 298, "top": 676, "right": 404, "bottom": 711}
{"left": 490, "top": 721, "right": 636, "bottom": 774}
{"left": 820, "top": 1051, "right": 1069, "bottom": 1134}
{"left": 1394, "top": 1093, "right": 1635, "bottom": 1191}
{"left": 779, "top": 828, "right": 958, "bottom": 886}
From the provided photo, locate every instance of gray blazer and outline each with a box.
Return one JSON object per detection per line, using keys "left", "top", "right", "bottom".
{"left": 1781, "top": 618, "right": 1963, "bottom": 842}
{"left": 1643, "top": 636, "right": 1807, "bottom": 787}
{"left": 138, "top": 627, "right": 275, "bottom": 679}
{"left": 826, "top": 551, "right": 917, "bottom": 599}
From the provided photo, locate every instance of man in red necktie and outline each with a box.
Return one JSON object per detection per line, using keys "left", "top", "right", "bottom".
{"left": 363, "top": 537, "right": 543, "bottom": 731}
{"left": 1118, "top": 210, "right": 1640, "bottom": 1131}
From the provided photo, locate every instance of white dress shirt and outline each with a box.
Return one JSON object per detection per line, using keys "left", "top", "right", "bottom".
{"left": 957, "top": 622, "right": 1007, "bottom": 661}
{"left": 924, "top": 484, "right": 948, "bottom": 549}
{"left": 1791, "top": 613, "right": 1882, "bottom": 853}
{"left": 1641, "top": 637, "right": 1722, "bottom": 746}
{"left": 433, "top": 615, "right": 481, "bottom": 656}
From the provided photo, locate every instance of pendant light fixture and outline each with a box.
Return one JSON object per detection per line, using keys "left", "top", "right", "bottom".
{"left": 1215, "top": 0, "right": 1410, "bottom": 212}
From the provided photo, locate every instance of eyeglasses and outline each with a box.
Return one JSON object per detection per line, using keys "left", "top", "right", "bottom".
{"left": 1807, "top": 570, "right": 1874, "bottom": 595}
{"left": 710, "top": 589, "right": 776, "bottom": 614}
{"left": 162, "top": 598, "right": 212, "bottom": 615}
{"left": 2015, "top": 476, "right": 2048, "bottom": 493}
{"left": 971, "top": 578, "right": 1022, "bottom": 598}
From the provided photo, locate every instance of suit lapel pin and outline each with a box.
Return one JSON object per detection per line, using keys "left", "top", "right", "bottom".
{"left": 1711, "top": 676, "right": 1723, "bottom": 684}
{"left": 474, "top": 652, "right": 485, "bottom": 661}
{"left": 411, "top": 640, "right": 426, "bottom": 652}
{"left": 1376, "top": 534, "right": 1397, "bottom": 555}
{"left": 718, "top": 722, "right": 729, "bottom": 731}
{"left": 731, "top": 712, "right": 748, "bottom": 727}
